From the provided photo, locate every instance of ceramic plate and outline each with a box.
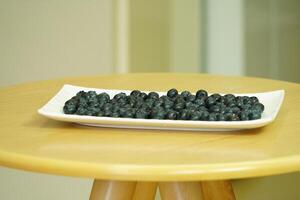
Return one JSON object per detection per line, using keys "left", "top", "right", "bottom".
{"left": 38, "top": 84, "right": 285, "bottom": 131}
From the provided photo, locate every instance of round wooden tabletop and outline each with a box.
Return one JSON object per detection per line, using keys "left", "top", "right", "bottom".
{"left": 0, "top": 73, "right": 299, "bottom": 181}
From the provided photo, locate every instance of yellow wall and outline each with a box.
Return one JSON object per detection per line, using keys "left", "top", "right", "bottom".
{"left": 128, "top": 0, "right": 201, "bottom": 73}
{"left": 233, "top": 172, "right": 300, "bottom": 200}
{"left": 129, "top": 0, "right": 170, "bottom": 72}
{"left": 245, "top": 0, "right": 300, "bottom": 83}
{"left": 169, "top": 0, "right": 201, "bottom": 72}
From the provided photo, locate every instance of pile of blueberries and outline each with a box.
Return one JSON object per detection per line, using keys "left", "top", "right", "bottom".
{"left": 63, "top": 89, "right": 265, "bottom": 121}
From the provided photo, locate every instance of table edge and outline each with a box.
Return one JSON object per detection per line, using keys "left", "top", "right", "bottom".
{"left": 1, "top": 150, "right": 300, "bottom": 181}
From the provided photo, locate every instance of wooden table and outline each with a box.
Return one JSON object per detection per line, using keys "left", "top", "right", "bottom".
{"left": 0, "top": 73, "right": 299, "bottom": 200}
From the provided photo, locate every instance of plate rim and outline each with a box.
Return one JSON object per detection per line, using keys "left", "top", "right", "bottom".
{"left": 38, "top": 84, "right": 285, "bottom": 131}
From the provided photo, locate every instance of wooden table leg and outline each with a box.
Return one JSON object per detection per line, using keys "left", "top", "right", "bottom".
{"left": 133, "top": 182, "right": 158, "bottom": 200}
{"left": 159, "top": 181, "right": 236, "bottom": 200}
{"left": 159, "top": 182, "right": 204, "bottom": 200}
{"left": 201, "top": 181, "right": 236, "bottom": 200}
{"left": 89, "top": 180, "right": 136, "bottom": 200}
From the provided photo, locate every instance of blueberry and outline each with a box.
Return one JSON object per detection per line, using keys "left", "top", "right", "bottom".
{"left": 196, "top": 90, "right": 208, "bottom": 99}
{"left": 86, "top": 91, "right": 97, "bottom": 100}
{"left": 87, "top": 107, "right": 100, "bottom": 116}
{"left": 144, "top": 99, "right": 155, "bottom": 108}
{"left": 185, "top": 102, "right": 195, "bottom": 109}
{"left": 112, "top": 105, "right": 120, "bottom": 113}
{"left": 198, "top": 106, "right": 208, "bottom": 111}
{"left": 217, "top": 114, "right": 226, "bottom": 121}
{"left": 208, "top": 113, "right": 217, "bottom": 121}
{"left": 181, "top": 91, "right": 191, "bottom": 99}
{"left": 160, "top": 95, "right": 169, "bottom": 102}
{"left": 136, "top": 109, "right": 149, "bottom": 119}
{"left": 65, "top": 88, "right": 265, "bottom": 122}
{"left": 194, "top": 98, "right": 205, "bottom": 106}
{"left": 130, "top": 90, "right": 141, "bottom": 97}
{"left": 235, "top": 99, "right": 244, "bottom": 108}
{"left": 224, "top": 112, "right": 233, "bottom": 121}
{"left": 135, "top": 100, "right": 144, "bottom": 108}
{"left": 151, "top": 110, "right": 166, "bottom": 119}
{"left": 253, "top": 103, "right": 265, "bottom": 112}
{"left": 76, "top": 106, "right": 86, "bottom": 115}
{"left": 175, "top": 96, "right": 185, "bottom": 104}
{"left": 97, "top": 111, "right": 105, "bottom": 117}
{"left": 224, "top": 94, "right": 235, "bottom": 104}
{"left": 167, "top": 88, "right": 178, "bottom": 98}
{"left": 117, "top": 98, "right": 127, "bottom": 106}
{"left": 242, "top": 96, "right": 251, "bottom": 104}
{"left": 65, "top": 99, "right": 78, "bottom": 106}
{"left": 249, "top": 111, "right": 261, "bottom": 120}
{"left": 224, "top": 113, "right": 239, "bottom": 121}
{"left": 112, "top": 112, "right": 120, "bottom": 118}
{"left": 163, "top": 99, "right": 174, "bottom": 109}
{"left": 218, "top": 96, "right": 226, "bottom": 103}
{"left": 89, "top": 100, "right": 100, "bottom": 107}
{"left": 200, "top": 111, "right": 209, "bottom": 121}
{"left": 186, "top": 103, "right": 198, "bottom": 111}
{"left": 154, "top": 98, "right": 164, "bottom": 107}
{"left": 78, "top": 97, "right": 88, "bottom": 107}
{"left": 63, "top": 104, "right": 77, "bottom": 114}
{"left": 211, "top": 93, "right": 221, "bottom": 101}
{"left": 190, "top": 111, "right": 202, "bottom": 120}
{"left": 206, "top": 96, "right": 216, "bottom": 106}
{"left": 103, "top": 103, "right": 113, "bottom": 112}
{"left": 241, "top": 104, "right": 252, "bottom": 111}
{"left": 231, "top": 106, "right": 241, "bottom": 114}
{"left": 240, "top": 112, "right": 249, "bottom": 121}
{"left": 114, "top": 92, "right": 126, "bottom": 100}
{"left": 174, "top": 102, "right": 185, "bottom": 111}
{"left": 119, "top": 108, "right": 127, "bottom": 117}
{"left": 231, "top": 114, "right": 240, "bottom": 121}
{"left": 97, "top": 92, "right": 110, "bottom": 101}
{"left": 148, "top": 92, "right": 159, "bottom": 100}
{"left": 187, "top": 94, "right": 196, "bottom": 102}
{"left": 166, "top": 110, "right": 178, "bottom": 120}
{"left": 150, "top": 107, "right": 164, "bottom": 119}
{"left": 227, "top": 102, "right": 237, "bottom": 108}
{"left": 104, "top": 110, "right": 113, "bottom": 117}
{"left": 123, "top": 109, "right": 135, "bottom": 118}
{"left": 250, "top": 96, "right": 259, "bottom": 104}
{"left": 179, "top": 110, "right": 190, "bottom": 120}
{"left": 76, "top": 91, "right": 87, "bottom": 98}
{"left": 139, "top": 92, "right": 148, "bottom": 100}
{"left": 209, "top": 105, "right": 221, "bottom": 113}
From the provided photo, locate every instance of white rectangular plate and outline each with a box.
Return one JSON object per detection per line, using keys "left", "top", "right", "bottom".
{"left": 38, "top": 85, "right": 284, "bottom": 131}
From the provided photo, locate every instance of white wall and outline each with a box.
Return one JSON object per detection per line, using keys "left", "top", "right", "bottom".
{"left": 203, "top": 0, "right": 244, "bottom": 75}
{"left": 0, "top": 167, "right": 92, "bottom": 200}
